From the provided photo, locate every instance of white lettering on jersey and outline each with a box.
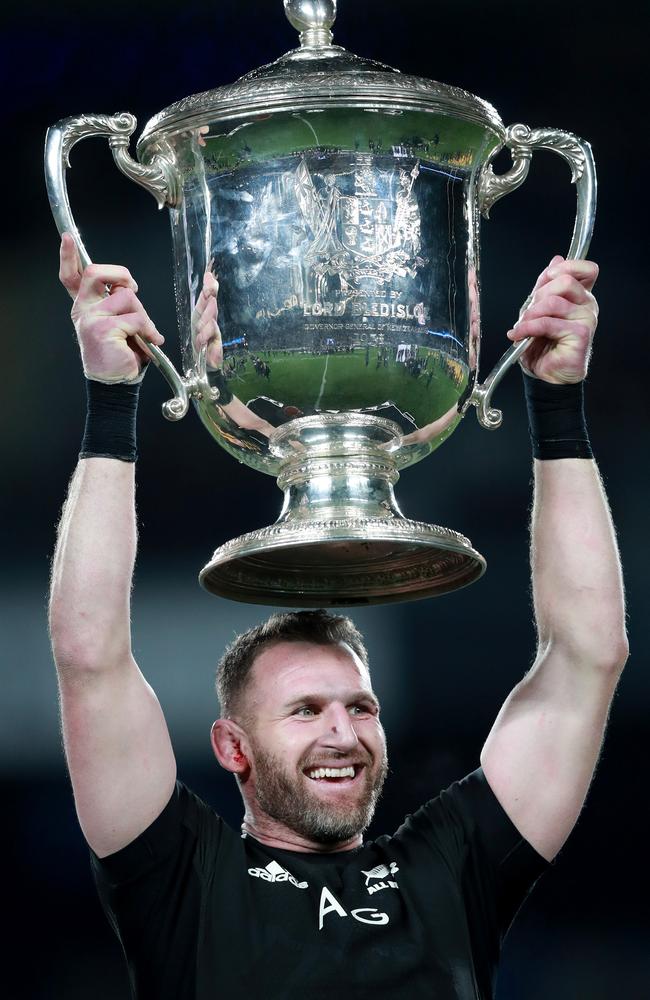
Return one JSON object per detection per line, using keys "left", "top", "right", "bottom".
{"left": 318, "top": 887, "right": 389, "bottom": 930}
{"left": 248, "top": 860, "right": 308, "bottom": 889}
{"left": 318, "top": 887, "right": 348, "bottom": 930}
{"left": 351, "top": 908, "right": 390, "bottom": 926}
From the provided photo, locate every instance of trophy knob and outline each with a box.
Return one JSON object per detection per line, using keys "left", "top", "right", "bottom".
{"left": 284, "top": 0, "right": 336, "bottom": 47}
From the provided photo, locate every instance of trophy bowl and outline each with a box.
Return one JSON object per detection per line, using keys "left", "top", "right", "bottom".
{"left": 45, "top": 0, "right": 596, "bottom": 606}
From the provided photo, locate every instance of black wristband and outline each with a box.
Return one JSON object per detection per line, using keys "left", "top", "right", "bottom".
{"left": 523, "top": 372, "right": 593, "bottom": 460}
{"left": 80, "top": 379, "right": 141, "bottom": 463}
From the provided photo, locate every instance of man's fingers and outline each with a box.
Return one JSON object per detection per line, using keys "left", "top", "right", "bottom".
{"left": 518, "top": 294, "right": 596, "bottom": 323}
{"left": 88, "top": 316, "right": 163, "bottom": 364}
{"left": 59, "top": 236, "right": 142, "bottom": 308}
{"left": 77, "top": 263, "right": 139, "bottom": 306}
{"left": 90, "top": 285, "right": 139, "bottom": 316}
{"left": 531, "top": 256, "right": 599, "bottom": 296}
{"left": 81, "top": 307, "right": 164, "bottom": 348}
{"left": 195, "top": 317, "right": 221, "bottom": 348}
{"left": 124, "top": 309, "right": 164, "bottom": 347}
{"left": 196, "top": 277, "right": 218, "bottom": 311}
{"left": 59, "top": 233, "right": 84, "bottom": 299}
{"left": 84, "top": 287, "right": 164, "bottom": 345}
{"left": 507, "top": 315, "right": 593, "bottom": 343}
{"left": 203, "top": 268, "right": 218, "bottom": 290}
{"left": 191, "top": 288, "right": 218, "bottom": 335}
{"left": 195, "top": 289, "right": 217, "bottom": 320}
{"left": 531, "top": 273, "right": 593, "bottom": 308}
{"left": 547, "top": 258, "right": 599, "bottom": 291}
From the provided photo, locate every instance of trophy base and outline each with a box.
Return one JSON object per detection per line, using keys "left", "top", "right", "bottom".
{"left": 199, "top": 517, "right": 485, "bottom": 607}
{"left": 199, "top": 414, "right": 485, "bottom": 606}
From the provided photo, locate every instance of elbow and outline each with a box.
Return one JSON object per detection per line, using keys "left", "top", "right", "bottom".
{"left": 50, "top": 622, "right": 130, "bottom": 676}
{"left": 584, "top": 625, "right": 630, "bottom": 676}
{"left": 600, "top": 635, "right": 630, "bottom": 676}
{"left": 51, "top": 634, "right": 95, "bottom": 675}
{"left": 539, "top": 617, "right": 630, "bottom": 677}
{"left": 49, "top": 594, "right": 131, "bottom": 675}
{"left": 557, "top": 632, "right": 630, "bottom": 677}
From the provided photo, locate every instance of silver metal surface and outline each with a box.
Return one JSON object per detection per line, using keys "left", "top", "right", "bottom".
{"left": 136, "top": 2, "right": 504, "bottom": 152}
{"left": 138, "top": 71, "right": 504, "bottom": 151}
{"left": 199, "top": 517, "right": 486, "bottom": 606}
{"left": 45, "top": 3, "right": 597, "bottom": 605}
{"left": 284, "top": 0, "right": 337, "bottom": 48}
{"left": 199, "top": 409, "right": 485, "bottom": 604}
{"left": 44, "top": 113, "right": 193, "bottom": 418}
{"left": 468, "top": 124, "right": 596, "bottom": 428}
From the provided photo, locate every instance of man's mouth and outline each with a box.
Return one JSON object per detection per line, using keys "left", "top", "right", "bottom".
{"left": 304, "top": 764, "right": 364, "bottom": 784}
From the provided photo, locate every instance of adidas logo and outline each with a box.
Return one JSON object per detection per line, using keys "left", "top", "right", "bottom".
{"left": 248, "top": 859, "right": 309, "bottom": 889}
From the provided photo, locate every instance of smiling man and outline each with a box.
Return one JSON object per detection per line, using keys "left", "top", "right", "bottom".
{"left": 213, "top": 626, "right": 388, "bottom": 851}
{"left": 49, "top": 235, "right": 628, "bottom": 999}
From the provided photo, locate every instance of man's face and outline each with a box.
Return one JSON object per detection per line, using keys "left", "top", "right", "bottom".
{"left": 240, "top": 640, "right": 388, "bottom": 847}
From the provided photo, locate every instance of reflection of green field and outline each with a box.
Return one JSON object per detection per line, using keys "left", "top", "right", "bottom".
{"left": 204, "top": 109, "right": 497, "bottom": 172}
{"left": 226, "top": 348, "right": 465, "bottom": 426}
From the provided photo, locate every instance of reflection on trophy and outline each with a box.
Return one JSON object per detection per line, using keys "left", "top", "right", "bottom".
{"left": 45, "top": 0, "right": 595, "bottom": 606}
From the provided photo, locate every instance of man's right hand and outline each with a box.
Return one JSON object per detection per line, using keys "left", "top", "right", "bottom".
{"left": 52, "top": 235, "right": 178, "bottom": 859}
{"left": 59, "top": 232, "right": 165, "bottom": 383}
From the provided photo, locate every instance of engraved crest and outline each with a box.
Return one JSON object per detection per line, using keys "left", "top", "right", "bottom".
{"left": 294, "top": 155, "right": 426, "bottom": 287}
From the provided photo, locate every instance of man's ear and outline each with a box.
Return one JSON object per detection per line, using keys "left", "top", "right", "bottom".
{"left": 211, "top": 718, "right": 250, "bottom": 776}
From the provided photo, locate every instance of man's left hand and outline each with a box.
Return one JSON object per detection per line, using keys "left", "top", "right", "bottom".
{"left": 506, "top": 255, "right": 599, "bottom": 384}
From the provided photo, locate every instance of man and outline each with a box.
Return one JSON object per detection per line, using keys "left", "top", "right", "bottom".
{"left": 50, "top": 234, "right": 627, "bottom": 999}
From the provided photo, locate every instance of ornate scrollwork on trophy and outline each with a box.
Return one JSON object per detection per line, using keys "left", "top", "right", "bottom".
{"left": 59, "top": 112, "right": 134, "bottom": 166}
{"left": 46, "top": 0, "right": 597, "bottom": 606}
{"left": 198, "top": 515, "right": 480, "bottom": 605}
{"left": 478, "top": 144, "right": 532, "bottom": 220}
{"left": 136, "top": 0, "right": 503, "bottom": 144}
{"left": 479, "top": 122, "right": 589, "bottom": 219}
{"left": 59, "top": 113, "right": 181, "bottom": 209}
{"left": 506, "top": 123, "right": 588, "bottom": 183}
{"left": 139, "top": 71, "right": 503, "bottom": 148}
{"left": 107, "top": 118, "right": 182, "bottom": 210}
{"left": 471, "top": 121, "right": 595, "bottom": 431}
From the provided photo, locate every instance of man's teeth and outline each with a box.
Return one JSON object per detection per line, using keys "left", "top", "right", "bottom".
{"left": 307, "top": 766, "right": 355, "bottom": 780}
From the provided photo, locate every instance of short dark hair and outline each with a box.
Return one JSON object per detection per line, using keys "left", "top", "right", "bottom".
{"left": 216, "top": 610, "right": 369, "bottom": 721}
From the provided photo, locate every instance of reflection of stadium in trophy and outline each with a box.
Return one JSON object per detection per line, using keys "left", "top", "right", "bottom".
{"left": 203, "top": 150, "right": 465, "bottom": 350}
{"left": 296, "top": 155, "right": 426, "bottom": 306}
{"left": 46, "top": 0, "right": 597, "bottom": 604}
{"left": 191, "top": 146, "right": 471, "bottom": 454}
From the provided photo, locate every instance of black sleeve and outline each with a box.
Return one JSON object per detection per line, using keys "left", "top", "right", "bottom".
{"left": 397, "top": 768, "right": 550, "bottom": 942}
{"left": 89, "top": 782, "right": 225, "bottom": 999}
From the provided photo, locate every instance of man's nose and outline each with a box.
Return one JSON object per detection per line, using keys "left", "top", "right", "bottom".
{"left": 321, "top": 704, "right": 359, "bottom": 751}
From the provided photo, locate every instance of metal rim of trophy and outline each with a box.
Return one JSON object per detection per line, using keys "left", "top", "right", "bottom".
{"left": 44, "top": 0, "right": 596, "bottom": 607}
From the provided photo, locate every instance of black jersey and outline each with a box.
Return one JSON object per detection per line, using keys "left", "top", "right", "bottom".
{"left": 91, "top": 768, "right": 549, "bottom": 999}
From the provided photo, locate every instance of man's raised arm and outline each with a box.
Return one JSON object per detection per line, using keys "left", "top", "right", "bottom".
{"left": 480, "top": 256, "right": 629, "bottom": 862}
{"left": 49, "top": 234, "right": 176, "bottom": 858}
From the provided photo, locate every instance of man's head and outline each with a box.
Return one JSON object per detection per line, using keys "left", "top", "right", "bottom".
{"left": 211, "top": 611, "right": 388, "bottom": 852}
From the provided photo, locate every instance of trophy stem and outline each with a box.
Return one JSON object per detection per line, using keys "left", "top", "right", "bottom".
{"left": 199, "top": 415, "right": 486, "bottom": 607}
{"left": 276, "top": 453, "right": 403, "bottom": 526}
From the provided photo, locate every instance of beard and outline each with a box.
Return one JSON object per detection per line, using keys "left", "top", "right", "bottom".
{"left": 248, "top": 739, "right": 388, "bottom": 845}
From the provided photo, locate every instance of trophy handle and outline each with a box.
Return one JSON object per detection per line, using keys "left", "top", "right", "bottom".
{"left": 44, "top": 112, "right": 203, "bottom": 421}
{"left": 467, "top": 123, "right": 597, "bottom": 429}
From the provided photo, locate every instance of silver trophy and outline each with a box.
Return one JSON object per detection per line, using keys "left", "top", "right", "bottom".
{"left": 45, "top": 0, "right": 596, "bottom": 606}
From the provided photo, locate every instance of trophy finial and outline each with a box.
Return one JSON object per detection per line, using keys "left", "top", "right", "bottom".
{"left": 284, "top": 0, "right": 337, "bottom": 48}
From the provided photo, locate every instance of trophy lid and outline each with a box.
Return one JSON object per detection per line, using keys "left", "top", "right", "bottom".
{"left": 138, "top": 0, "right": 504, "bottom": 154}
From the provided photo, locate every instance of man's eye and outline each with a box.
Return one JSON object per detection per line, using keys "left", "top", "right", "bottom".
{"left": 349, "top": 704, "right": 370, "bottom": 716}
{"left": 295, "top": 706, "right": 316, "bottom": 717}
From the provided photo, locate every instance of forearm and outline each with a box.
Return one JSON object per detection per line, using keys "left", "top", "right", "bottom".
{"left": 49, "top": 457, "right": 137, "bottom": 673}
{"left": 531, "top": 457, "right": 628, "bottom": 669}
